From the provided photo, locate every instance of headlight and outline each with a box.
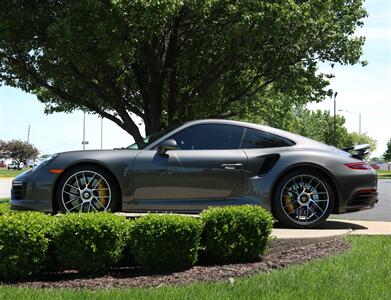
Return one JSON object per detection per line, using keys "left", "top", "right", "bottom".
{"left": 31, "top": 154, "right": 58, "bottom": 172}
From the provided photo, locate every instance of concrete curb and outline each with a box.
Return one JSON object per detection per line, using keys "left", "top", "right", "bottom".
{"left": 272, "top": 228, "right": 352, "bottom": 239}
{"left": 272, "top": 219, "right": 391, "bottom": 239}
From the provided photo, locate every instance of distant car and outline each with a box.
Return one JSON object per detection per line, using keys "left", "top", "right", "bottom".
{"left": 7, "top": 161, "right": 23, "bottom": 170}
{"left": 28, "top": 160, "right": 41, "bottom": 168}
{"left": 10, "top": 119, "right": 378, "bottom": 228}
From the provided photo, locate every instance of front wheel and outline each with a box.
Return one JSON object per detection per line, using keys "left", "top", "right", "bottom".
{"left": 56, "top": 165, "right": 120, "bottom": 213}
{"left": 272, "top": 169, "right": 334, "bottom": 229}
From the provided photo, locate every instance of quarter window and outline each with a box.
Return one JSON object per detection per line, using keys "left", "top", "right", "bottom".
{"left": 241, "top": 128, "right": 294, "bottom": 149}
{"left": 170, "top": 124, "right": 244, "bottom": 150}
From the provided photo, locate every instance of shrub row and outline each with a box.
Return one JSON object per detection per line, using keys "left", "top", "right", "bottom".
{"left": 0, "top": 212, "right": 53, "bottom": 279}
{"left": 0, "top": 205, "right": 274, "bottom": 279}
{"left": 0, "top": 202, "right": 12, "bottom": 215}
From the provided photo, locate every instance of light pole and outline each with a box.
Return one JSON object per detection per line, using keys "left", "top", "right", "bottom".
{"left": 333, "top": 92, "right": 338, "bottom": 147}
{"left": 338, "top": 109, "right": 362, "bottom": 135}
{"left": 81, "top": 112, "right": 89, "bottom": 150}
{"left": 27, "top": 125, "right": 30, "bottom": 143}
{"left": 100, "top": 116, "right": 103, "bottom": 150}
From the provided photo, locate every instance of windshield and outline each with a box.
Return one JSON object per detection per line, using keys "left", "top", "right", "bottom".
{"left": 127, "top": 124, "right": 181, "bottom": 150}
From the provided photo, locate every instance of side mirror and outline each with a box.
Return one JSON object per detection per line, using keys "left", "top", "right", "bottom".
{"left": 157, "top": 139, "right": 177, "bottom": 156}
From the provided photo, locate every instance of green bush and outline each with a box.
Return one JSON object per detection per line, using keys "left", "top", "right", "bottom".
{"left": 53, "top": 213, "right": 130, "bottom": 273}
{"left": 201, "top": 205, "right": 274, "bottom": 264}
{"left": 0, "top": 212, "right": 53, "bottom": 279}
{"left": 0, "top": 202, "right": 11, "bottom": 215}
{"left": 130, "top": 214, "right": 203, "bottom": 271}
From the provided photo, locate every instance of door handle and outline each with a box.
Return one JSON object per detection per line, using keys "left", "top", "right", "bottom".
{"left": 220, "top": 163, "right": 243, "bottom": 170}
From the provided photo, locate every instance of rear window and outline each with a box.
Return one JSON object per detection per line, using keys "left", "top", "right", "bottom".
{"left": 241, "top": 128, "right": 294, "bottom": 149}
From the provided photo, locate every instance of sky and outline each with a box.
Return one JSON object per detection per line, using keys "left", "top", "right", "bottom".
{"left": 0, "top": 0, "right": 390, "bottom": 157}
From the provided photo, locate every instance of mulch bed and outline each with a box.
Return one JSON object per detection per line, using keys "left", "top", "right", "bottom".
{"left": 4, "top": 237, "right": 350, "bottom": 290}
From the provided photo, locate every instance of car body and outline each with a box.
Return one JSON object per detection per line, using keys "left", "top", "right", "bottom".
{"left": 10, "top": 119, "right": 378, "bottom": 228}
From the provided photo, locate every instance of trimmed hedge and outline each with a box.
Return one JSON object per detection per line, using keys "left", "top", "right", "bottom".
{"left": 0, "top": 203, "right": 9, "bottom": 215}
{"left": 201, "top": 205, "right": 274, "bottom": 264}
{"left": 0, "top": 205, "right": 274, "bottom": 279}
{"left": 52, "top": 213, "right": 130, "bottom": 273}
{"left": 0, "top": 212, "right": 53, "bottom": 279}
{"left": 130, "top": 214, "right": 203, "bottom": 271}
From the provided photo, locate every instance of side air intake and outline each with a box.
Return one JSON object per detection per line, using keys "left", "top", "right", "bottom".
{"left": 258, "top": 154, "right": 280, "bottom": 176}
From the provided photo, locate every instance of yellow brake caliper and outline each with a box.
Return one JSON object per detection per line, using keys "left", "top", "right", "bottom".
{"left": 283, "top": 191, "right": 294, "bottom": 213}
{"left": 98, "top": 181, "right": 108, "bottom": 208}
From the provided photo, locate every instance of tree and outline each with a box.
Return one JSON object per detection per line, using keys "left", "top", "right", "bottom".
{"left": 0, "top": 0, "right": 367, "bottom": 145}
{"left": 241, "top": 107, "right": 376, "bottom": 152}
{"left": 384, "top": 139, "right": 391, "bottom": 161}
{"left": 349, "top": 132, "right": 376, "bottom": 152}
{"left": 0, "top": 140, "right": 39, "bottom": 168}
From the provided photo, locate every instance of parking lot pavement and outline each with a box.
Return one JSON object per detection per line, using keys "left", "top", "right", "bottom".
{"left": 331, "top": 179, "right": 391, "bottom": 222}
{"left": 0, "top": 178, "right": 12, "bottom": 198}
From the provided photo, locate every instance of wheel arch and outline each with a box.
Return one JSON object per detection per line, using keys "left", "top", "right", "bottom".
{"left": 270, "top": 162, "right": 340, "bottom": 215}
{"left": 52, "top": 161, "right": 123, "bottom": 213}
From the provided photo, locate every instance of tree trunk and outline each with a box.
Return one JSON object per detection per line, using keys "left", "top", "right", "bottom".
{"left": 144, "top": 94, "right": 163, "bottom": 136}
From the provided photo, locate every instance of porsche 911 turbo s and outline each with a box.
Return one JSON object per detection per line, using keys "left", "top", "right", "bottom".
{"left": 10, "top": 119, "right": 378, "bottom": 228}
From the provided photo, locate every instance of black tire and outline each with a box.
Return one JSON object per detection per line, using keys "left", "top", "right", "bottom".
{"left": 272, "top": 169, "right": 335, "bottom": 229}
{"left": 55, "top": 165, "right": 120, "bottom": 213}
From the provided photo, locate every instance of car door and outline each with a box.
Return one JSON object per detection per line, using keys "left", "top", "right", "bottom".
{"left": 132, "top": 124, "right": 248, "bottom": 210}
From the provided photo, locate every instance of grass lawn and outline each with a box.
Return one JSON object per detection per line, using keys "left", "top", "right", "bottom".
{"left": 0, "top": 235, "right": 389, "bottom": 299}
{"left": 377, "top": 170, "right": 391, "bottom": 179}
{"left": 0, "top": 168, "right": 29, "bottom": 178}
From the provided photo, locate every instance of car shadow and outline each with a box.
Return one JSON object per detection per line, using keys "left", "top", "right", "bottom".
{"left": 274, "top": 219, "right": 368, "bottom": 231}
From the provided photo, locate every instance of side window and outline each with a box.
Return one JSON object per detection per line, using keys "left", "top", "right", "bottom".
{"left": 170, "top": 124, "right": 244, "bottom": 150}
{"left": 241, "top": 128, "right": 294, "bottom": 149}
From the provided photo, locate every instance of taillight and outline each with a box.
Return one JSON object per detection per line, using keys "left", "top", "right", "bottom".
{"left": 345, "top": 162, "right": 372, "bottom": 170}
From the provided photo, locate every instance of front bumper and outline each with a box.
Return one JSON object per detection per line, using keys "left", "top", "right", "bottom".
{"left": 10, "top": 169, "right": 55, "bottom": 212}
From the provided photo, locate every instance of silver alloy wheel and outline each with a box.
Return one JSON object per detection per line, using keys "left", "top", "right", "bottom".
{"left": 61, "top": 170, "right": 112, "bottom": 212}
{"left": 280, "top": 174, "right": 330, "bottom": 225}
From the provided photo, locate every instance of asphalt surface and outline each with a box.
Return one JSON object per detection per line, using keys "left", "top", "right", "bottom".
{"left": 332, "top": 179, "right": 391, "bottom": 222}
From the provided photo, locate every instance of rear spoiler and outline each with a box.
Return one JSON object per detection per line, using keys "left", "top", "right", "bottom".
{"left": 342, "top": 144, "right": 370, "bottom": 160}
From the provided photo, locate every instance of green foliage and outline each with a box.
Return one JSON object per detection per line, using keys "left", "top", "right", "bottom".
{"left": 0, "top": 202, "right": 11, "bottom": 215}
{"left": 383, "top": 139, "right": 391, "bottom": 161}
{"left": 53, "top": 213, "right": 130, "bottom": 273}
{"left": 201, "top": 205, "right": 274, "bottom": 264}
{"left": 241, "top": 107, "right": 376, "bottom": 151}
{"left": 349, "top": 132, "right": 376, "bottom": 152}
{"left": 130, "top": 214, "right": 203, "bottom": 271}
{"left": 0, "top": 140, "right": 38, "bottom": 165}
{"left": 0, "top": 0, "right": 367, "bottom": 142}
{"left": 0, "top": 213, "right": 53, "bottom": 279}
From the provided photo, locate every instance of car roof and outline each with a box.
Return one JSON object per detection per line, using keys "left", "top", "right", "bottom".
{"left": 183, "top": 119, "right": 330, "bottom": 146}
{"left": 145, "top": 118, "right": 334, "bottom": 151}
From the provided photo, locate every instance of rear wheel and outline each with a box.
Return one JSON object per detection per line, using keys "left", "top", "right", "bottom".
{"left": 56, "top": 165, "right": 120, "bottom": 213}
{"left": 272, "top": 169, "right": 334, "bottom": 228}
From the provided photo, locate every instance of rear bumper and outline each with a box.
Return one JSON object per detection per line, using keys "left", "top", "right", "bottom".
{"left": 339, "top": 190, "right": 378, "bottom": 213}
{"left": 333, "top": 166, "right": 378, "bottom": 214}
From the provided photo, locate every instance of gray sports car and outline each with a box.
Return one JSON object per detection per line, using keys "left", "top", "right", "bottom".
{"left": 10, "top": 119, "right": 378, "bottom": 228}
